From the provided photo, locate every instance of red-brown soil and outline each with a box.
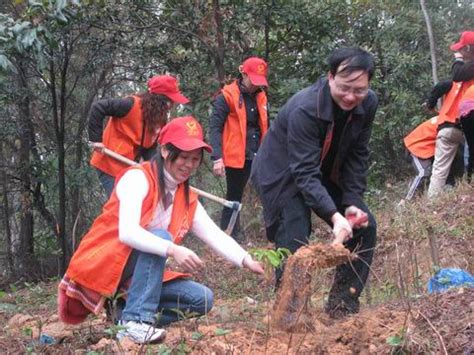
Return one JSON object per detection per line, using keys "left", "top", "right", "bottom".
{"left": 272, "top": 243, "right": 351, "bottom": 331}
{"left": 1, "top": 287, "right": 472, "bottom": 354}
{"left": 0, "top": 184, "right": 472, "bottom": 353}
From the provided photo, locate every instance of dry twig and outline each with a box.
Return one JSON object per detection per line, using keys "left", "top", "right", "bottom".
{"left": 417, "top": 310, "right": 448, "bottom": 355}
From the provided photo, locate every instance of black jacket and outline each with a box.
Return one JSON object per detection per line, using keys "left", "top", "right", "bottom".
{"left": 88, "top": 97, "right": 134, "bottom": 143}
{"left": 250, "top": 77, "right": 378, "bottom": 227}
{"left": 451, "top": 59, "right": 474, "bottom": 82}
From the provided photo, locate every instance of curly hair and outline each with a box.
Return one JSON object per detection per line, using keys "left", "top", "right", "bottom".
{"left": 138, "top": 92, "right": 171, "bottom": 133}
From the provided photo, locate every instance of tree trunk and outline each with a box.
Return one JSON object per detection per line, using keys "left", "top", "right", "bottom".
{"left": 15, "top": 57, "right": 36, "bottom": 276}
{"left": 212, "top": 0, "right": 226, "bottom": 86}
{"left": 69, "top": 81, "right": 104, "bottom": 251}
{"left": 0, "top": 142, "right": 14, "bottom": 275}
{"left": 264, "top": 0, "right": 274, "bottom": 62}
{"left": 50, "top": 49, "right": 69, "bottom": 272}
{"left": 420, "top": 0, "right": 438, "bottom": 84}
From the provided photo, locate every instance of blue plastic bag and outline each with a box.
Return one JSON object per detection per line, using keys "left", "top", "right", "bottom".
{"left": 39, "top": 334, "right": 56, "bottom": 345}
{"left": 427, "top": 268, "right": 474, "bottom": 293}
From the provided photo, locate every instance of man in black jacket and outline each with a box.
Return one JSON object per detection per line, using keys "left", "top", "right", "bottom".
{"left": 250, "top": 47, "right": 378, "bottom": 318}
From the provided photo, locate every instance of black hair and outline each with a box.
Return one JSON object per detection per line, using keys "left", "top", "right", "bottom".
{"left": 328, "top": 47, "right": 375, "bottom": 80}
{"left": 152, "top": 143, "right": 204, "bottom": 206}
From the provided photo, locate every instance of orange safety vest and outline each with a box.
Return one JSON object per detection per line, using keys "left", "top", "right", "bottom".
{"left": 90, "top": 96, "right": 160, "bottom": 177}
{"left": 66, "top": 162, "right": 198, "bottom": 296}
{"left": 437, "top": 80, "right": 474, "bottom": 126}
{"left": 403, "top": 116, "right": 440, "bottom": 159}
{"left": 221, "top": 81, "right": 268, "bottom": 168}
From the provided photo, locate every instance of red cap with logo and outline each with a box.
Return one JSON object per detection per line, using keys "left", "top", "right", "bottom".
{"left": 159, "top": 116, "right": 212, "bottom": 153}
{"left": 241, "top": 57, "right": 269, "bottom": 87}
{"left": 147, "top": 75, "right": 190, "bottom": 104}
{"left": 450, "top": 31, "right": 474, "bottom": 51}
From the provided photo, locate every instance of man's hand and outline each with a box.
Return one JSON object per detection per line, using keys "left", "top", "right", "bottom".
{"left": 167, "top": 244, "right": 203, "bottom": 272}
{"left": 242, "top": 254, "right": 265, "bottom": 275}
{"left": 89, "top": 142, "right": 105, "bottom": 152}
{"left": 212, "top": 159, "right": 226, "bottom": 177}
{"left": 331, "top": 212, "right": 353, "bottom": 244}
{"left": 344, "top": 206, "right": 369, "bottom": 229}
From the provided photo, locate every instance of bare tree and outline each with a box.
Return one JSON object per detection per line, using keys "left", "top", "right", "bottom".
{"left": 420, "top": 0, "right": 438, "bottom": 84}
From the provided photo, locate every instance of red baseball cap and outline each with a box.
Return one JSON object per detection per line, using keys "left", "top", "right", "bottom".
{"left": 147, "top": 75, "right": 190, "bottom": 104}
{"left": 450, "top": 31, "right": 474, "bottom": 51}
{"left": 241, "top": 57, "right": 269, "bottom": 87}
{"left": 159, "top": 116, "right": 212, "bottom": 153}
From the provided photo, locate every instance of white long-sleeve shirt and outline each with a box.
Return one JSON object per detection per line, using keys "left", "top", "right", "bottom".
{"left": 116, "top": 167, "right": 249, "bottom": 267}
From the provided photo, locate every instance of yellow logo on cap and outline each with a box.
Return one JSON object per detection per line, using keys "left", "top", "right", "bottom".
{"left": 257, "top": 64, "right": 266, "bottom": 75}
{"left": 185, "top": 121, "right": 199, "bottom": 136}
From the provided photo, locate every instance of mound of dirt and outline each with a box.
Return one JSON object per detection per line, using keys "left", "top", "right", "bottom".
{"left": 272, "top": 243, "right": 351, "bottom": 331}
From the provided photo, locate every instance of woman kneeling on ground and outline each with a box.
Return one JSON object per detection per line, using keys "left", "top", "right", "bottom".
{"left": 58, "top": 116, "right": 264, "bottom": 344}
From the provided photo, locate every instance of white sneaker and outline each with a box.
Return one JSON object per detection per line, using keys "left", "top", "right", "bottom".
{"left": 116, "top": 320, "right": 166, "bottom": 344}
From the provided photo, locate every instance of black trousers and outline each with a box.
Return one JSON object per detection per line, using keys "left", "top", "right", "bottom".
{"left": 220, "top": 160, "right": 253, "bottom": 238}
{"left": 267, "top": 183, "right": 377, "bottom": 312}
{"left": 461, "top": 114, "right": 474, "bottom": 178}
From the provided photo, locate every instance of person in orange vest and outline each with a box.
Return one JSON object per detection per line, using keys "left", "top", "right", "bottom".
{"left": 403, "top": 79, "right": 462, "bottom": 200}
{"left": 209, "top": 57, "right": 269, "bottom": 241}
{"left": 459, "top": 85, "right": 474, "bottom": 179}
{"left": 403, "top": 116, "right": 440, "bottom": 200}
{"left": 88, "top": 75, "right": 190, "bottom": 197}
{"left": 428, "top": 31, "right": 474, "bottom": 197}
{"left": 59, "top": 116, "right": 264, "bottom": 344}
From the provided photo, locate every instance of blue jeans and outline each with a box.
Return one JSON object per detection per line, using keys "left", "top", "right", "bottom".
{"left": 120, "top": 229, "right": 214, "bottom": 325}
{"left": 96, "top": 169, "right": 115, "bottom": 198}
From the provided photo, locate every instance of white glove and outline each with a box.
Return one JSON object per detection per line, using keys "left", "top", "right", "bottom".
{"left": 331, "top": 212, "right": 353, "bottom": 244}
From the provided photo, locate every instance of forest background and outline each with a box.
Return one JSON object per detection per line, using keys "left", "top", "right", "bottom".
{"left": 0, "top": 0, "right": 472, "bottom": 280}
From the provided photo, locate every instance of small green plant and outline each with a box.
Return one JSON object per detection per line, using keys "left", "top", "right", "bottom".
{"left": 386, "top": 328, "right": 409, "bottom": 354}
{"left": 386, "top": 334, "right": 403, "bottom": 346}
{"left": 22, "top": 326, "right": 33, "bottom": 338}
{"left": 249, "top": 248, "right": 291, "bottom": 281}
{"left": 157, "top": 344, "right": 173, "bottom": 355}
{"left": 214, "top": 328, "right": 231, "bottom": 336}
{"left": 175, "top": 340, "right": 191, "bottom": 354}
{"left": 169, "top": 308, "right": 201, "bottom": 322}
{"left": 103, "top": 323, "right": 124, "bottom": 338}
{"left": 191, "top": 331, "right": 204, "bottom": 340}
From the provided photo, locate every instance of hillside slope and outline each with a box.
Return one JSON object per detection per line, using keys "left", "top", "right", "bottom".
{"left": 0, "top": 182, "right": 472, "bottom": 354}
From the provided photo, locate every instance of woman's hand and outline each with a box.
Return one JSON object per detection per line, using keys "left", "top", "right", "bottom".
{"left": 89, "top": 141, "right": 105, "bottom": 152}
{"left": 242, "top": 255, "right": 265, "bottom": 275}
{"left": 167, "top": 244, "right": 203, "bottom": 272}
{"left": 212, "top": 159, "right": 226, "bottom": 177}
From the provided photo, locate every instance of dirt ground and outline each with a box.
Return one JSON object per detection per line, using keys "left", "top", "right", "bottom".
{"left": 0, "top": 183, "right": 473, "bottom": 354}
{"left": 1, "top": 286, "right": 472, "bottom": 354}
